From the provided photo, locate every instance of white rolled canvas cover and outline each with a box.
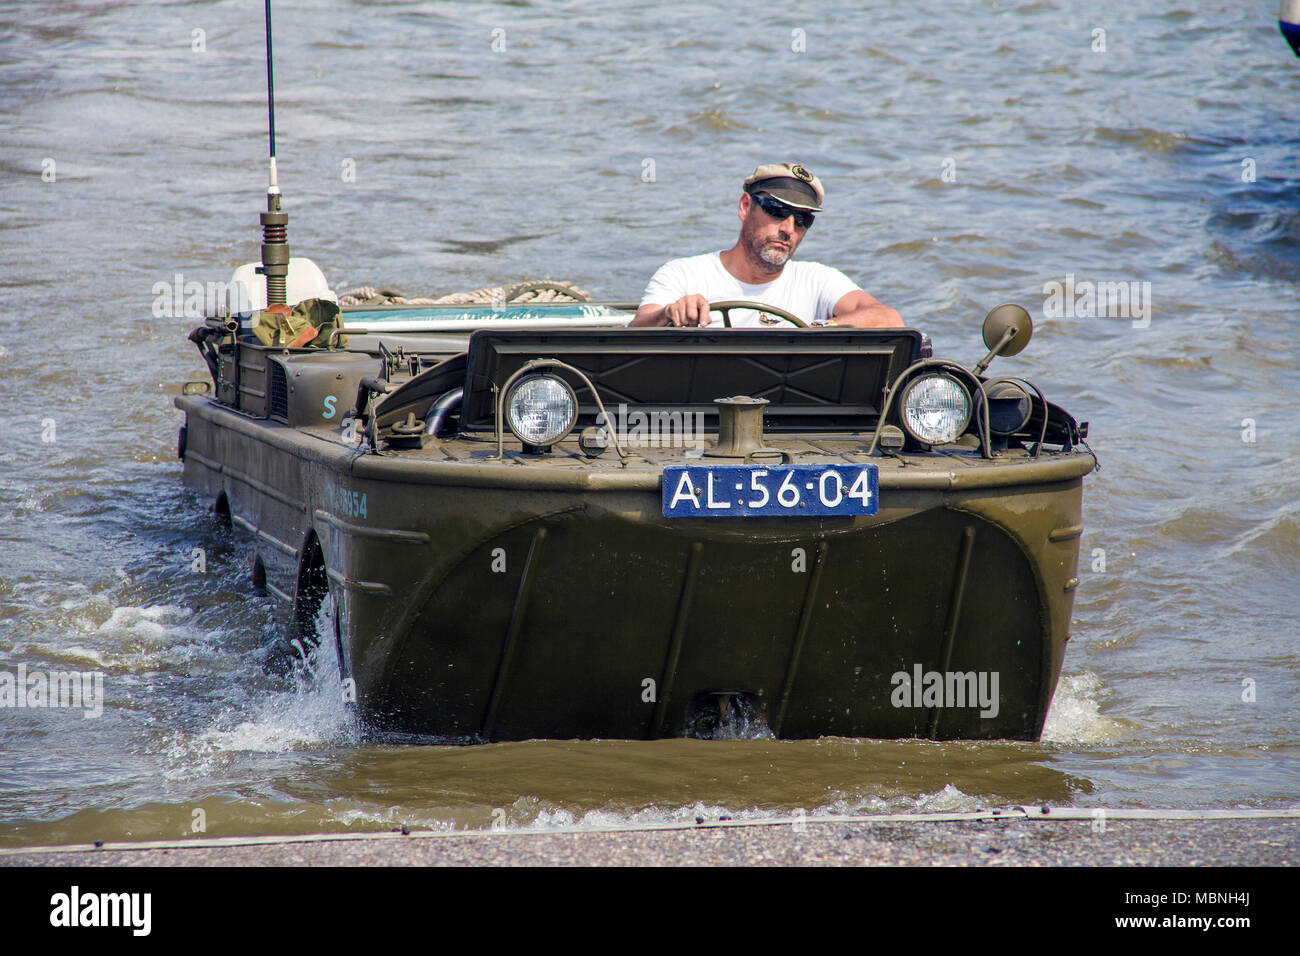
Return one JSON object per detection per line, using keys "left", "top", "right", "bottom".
{"left": 227, "top": 257, "right": 337, "bottom": 314}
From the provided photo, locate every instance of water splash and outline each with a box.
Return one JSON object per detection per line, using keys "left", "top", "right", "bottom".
{"left": 1041, "top": 672, "right": 1132, "bottom": 744}
{"left": 501, "top": 784, "right": 987, "bottom": 832}
{"left": 169, "top": 594, "right": 358, "bottom": 768}
{"left": 685, "top": 693, "right": 775, "bottom": 740}
{"left": 97, "top": 604, "right": 192, "bottom": 643}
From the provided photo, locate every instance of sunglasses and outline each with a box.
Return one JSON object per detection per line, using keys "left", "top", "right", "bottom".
{"left": 749, "top": 192, "right": 815, "bottom": 229}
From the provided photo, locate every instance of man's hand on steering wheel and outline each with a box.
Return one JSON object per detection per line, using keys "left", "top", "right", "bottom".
{"left": 662, "top": 296, "right": 808, "bottom": 328}
{"left": 664, "top": 294, "right": 713, "bottom": 327}
{"left": 708, "top": 300, "right": 808, "bottom": 328}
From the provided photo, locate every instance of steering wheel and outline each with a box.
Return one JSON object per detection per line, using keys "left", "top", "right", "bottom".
{"left": 708, "top": 299, "right": 808, "bottom": 329}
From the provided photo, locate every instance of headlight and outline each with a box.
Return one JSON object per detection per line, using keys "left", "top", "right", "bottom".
{"left": 505, "top": 375, "right": 577, "bottom": 448}
{"left": 899, "top": 374, "right": 971, "bottom": 445}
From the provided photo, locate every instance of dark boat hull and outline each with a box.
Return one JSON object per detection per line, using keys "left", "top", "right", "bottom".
{"left": 177, "top": 393, "right": 1090, "bottom": 742}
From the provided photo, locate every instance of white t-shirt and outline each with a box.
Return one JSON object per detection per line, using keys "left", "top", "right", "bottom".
{"left": 639, "top": 251, "right": 860, "bottom": 327}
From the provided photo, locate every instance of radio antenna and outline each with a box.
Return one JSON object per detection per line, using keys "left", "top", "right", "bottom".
{"left": 256, "top": 0, "right": 290, "bottom": 306}
{"left": 265, "top": 0, "right": 278, "bottom": 192}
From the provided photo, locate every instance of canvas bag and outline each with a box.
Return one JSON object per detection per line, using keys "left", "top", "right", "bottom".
{"left": 250, "top": 298, "right": 345, "bottom": 348}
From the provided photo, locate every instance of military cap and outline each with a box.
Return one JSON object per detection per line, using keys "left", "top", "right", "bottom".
{"left": 742, "top": 162, "right": 824, "bottom": 211}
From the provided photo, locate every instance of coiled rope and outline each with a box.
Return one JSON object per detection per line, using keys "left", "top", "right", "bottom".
{"left": 338, "top": 279, "right": 591, "bottom": 307}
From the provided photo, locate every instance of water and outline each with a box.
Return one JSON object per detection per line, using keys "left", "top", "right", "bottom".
{"left": 1, "top": 0, "right": 1297, "bottom": 846}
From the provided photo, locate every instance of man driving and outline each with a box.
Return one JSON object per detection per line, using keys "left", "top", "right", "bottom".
{"left": 629, "top": 162, "right": 902, "bottom": 329}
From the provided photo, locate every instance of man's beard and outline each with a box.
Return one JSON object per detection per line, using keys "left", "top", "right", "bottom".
{"left": 749, "top": 234, "right": 793, "bottom": 269}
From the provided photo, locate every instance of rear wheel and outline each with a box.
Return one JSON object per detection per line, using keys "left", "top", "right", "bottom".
{"left": 293, "top": 535, "right": 329, "bottom": 651}
{"left": 280, "top": 535, "right": 332, "bottom": 680}
{"left": 291, "top": 542, "right": 350, "bottom": 698}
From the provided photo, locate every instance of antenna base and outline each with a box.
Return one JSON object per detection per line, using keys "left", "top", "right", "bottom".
{"left": 257, "top": 192, "right": 290, "bottom": 307}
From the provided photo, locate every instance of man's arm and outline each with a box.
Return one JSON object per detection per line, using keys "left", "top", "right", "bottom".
{"left": 629, "top": 303, "right": 670, "bottom": 326}
{"left": 631, "top": 258, "right": 711, "bottom": 327}
{"left": 629, "top": 294, "right": 714, "bottom": 327}
{"left": 827, "top": 289, "right": 903, "bottom": 328}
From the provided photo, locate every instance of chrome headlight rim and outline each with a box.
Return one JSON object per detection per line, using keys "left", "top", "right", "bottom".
{"left": 504, "top": 373, "right": 578, "bottom": 448}
{"left": 898, "top": 373, "right": 973, "bottom": 446}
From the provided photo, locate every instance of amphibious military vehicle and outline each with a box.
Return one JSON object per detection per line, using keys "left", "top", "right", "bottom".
{"left": 177, "top": 266, "right": 1095, "bottom": 742}
{"left": 175, "top": 1, "right": 1096, "bottom": 742}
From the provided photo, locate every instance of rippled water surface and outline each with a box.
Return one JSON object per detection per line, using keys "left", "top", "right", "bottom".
{"left": 1, "top": 0, "right": 1297, "bottom": 845}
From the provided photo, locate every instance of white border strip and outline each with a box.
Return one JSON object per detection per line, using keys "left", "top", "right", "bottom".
{"left": 2, "top": 807, "right": 1295, "bottom": 856}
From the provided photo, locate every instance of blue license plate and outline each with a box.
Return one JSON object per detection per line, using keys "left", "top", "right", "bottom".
{"left": 662, "top": 464, "right": 879, "bottom": 518}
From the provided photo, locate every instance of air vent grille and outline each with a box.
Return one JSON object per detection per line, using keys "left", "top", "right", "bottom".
{"left": 268, "top": 362, "right": 289, "bottom": 421}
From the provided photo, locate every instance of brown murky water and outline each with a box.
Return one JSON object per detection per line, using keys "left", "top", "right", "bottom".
{"left": 0, "top": 0, "right": 1297, "bottom": 846}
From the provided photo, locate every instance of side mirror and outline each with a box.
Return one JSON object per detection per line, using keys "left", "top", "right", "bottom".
{"left": 975, "top": 303, "right": 1033, "bottom": 375}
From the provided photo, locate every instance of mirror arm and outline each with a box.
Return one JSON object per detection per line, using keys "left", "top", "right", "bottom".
{"left": 973, "top": 326, "right": 1018, "bottom": 377}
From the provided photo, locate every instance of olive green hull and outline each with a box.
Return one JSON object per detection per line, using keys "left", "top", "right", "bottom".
{"left": 177, "top": 395, "right": 1089, "bottom": 742}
